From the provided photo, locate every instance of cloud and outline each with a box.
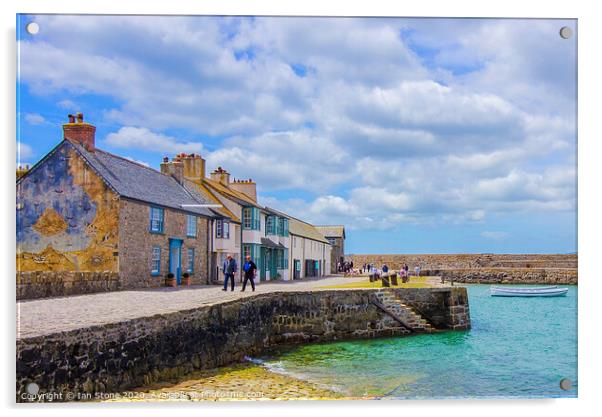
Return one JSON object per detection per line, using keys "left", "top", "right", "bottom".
{"left": 24, "top": 113, "right": 45, "bottom": 125}
{"left": 18, "top": 16, "right": 576, "bottom": 231}
{"left": 481, "top": 231, "right": 509, "bottom": 240}
{"left": 17, "top": 142, "right": 34, "bottom": 161}
{"left": 104, "top": 127, "right": 204, "bottom": 154}
{"left": 57, "top": 99, "right": 77, "bottom": 110}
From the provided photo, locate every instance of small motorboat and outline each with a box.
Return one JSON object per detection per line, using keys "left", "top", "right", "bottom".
{"left": 490, "top": 286, "right": 568, "bottom": 297}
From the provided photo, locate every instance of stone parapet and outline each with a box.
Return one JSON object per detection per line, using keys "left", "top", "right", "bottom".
{"left": 421, "top": 268, "right": 577, "bottom": 285}
{"left": 17, "top": 271, "right": 120, "bottom": 300}
{"left": 16, "top": 287, "right": 469, "bottom": 401}
{"left": 350, "top": 254, "right": 577, "bottom": 270}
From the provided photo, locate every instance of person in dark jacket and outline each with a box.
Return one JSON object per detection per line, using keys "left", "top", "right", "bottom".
{"left": 242, "top": 255, "right": 257, "bottom": 292}
{"left": 222, "top": 254, "right": 237, "bottom": 291}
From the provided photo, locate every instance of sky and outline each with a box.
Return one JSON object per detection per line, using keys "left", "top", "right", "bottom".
{"left": 16, "top": 15, "right": 577, "bottom": 254}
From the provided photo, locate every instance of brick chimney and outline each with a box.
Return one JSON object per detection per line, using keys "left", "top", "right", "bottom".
{"left": 210, "top": 167, "right": 230, "bottom": 186}
{"left": 160, "top": 154, "right": 184, "bottom": 183}
{"left": 181, "top": 153, "right": 206, "bottom": 181}
{"left": 230, "top": 178, "right": 257, "bottom": 202}
{"left": 63, "top": 113, "right": 95, "bottom": 151}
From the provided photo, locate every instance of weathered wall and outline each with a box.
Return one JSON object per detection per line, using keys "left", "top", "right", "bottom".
{"left": 17, "top": 142, "right": 120, "bottom": 273}
{"left": 16, "top": 287, "right": 469, "bottom": 401}
{"left": 350, "top": 254, "right": 578, "bottom": 270}
{"left": 119, "top": 199, "right": 210, "bottom": 288}
{"left": 17, "top": 271, "right": 120, "bottom": 300}
{"left": 422, "top": 268, "right": 578, "bottom": 285}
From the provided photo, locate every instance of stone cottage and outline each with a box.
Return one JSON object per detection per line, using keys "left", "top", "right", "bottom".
{"left": 315, "top": 226, "right": 346, "bottom": 273}
{"left": 16, "top": 114, "right": 222, "bottom": 299}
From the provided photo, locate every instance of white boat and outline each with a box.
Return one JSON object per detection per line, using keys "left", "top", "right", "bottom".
{"left": 490, "top": 286, "right": 568, "bottom": 297}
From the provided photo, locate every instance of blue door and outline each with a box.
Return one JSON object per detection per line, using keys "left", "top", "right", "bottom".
{"left": 169, "top": 239, "right": 183, "bottom": 285}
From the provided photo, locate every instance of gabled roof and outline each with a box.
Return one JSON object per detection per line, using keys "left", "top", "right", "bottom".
{"left": 289, "top": 219, "right": 331, "bottom": 244}
{"left": 264, "top": 206, "right": 330, "bottom": 244}
{"left": 315, "top": 225, "right": 346, "bottom": 239}
{"left": 183, "top": 179, "right": 241, "bottom": 223}
{"left": 21, "top": 140, "right": 217, "bottom": 217}
{"left": 203, "top": 177, "right": 262, "bottom": 208}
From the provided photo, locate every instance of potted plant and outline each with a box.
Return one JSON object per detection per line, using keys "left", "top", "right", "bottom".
{"left": 182, "top": 272, "right": 191, "bottom": 286}
{"left": 165, "top": 272, "right": 176, "bottom": 287}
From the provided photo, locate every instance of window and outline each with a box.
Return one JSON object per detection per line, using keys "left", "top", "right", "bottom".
{"left": 243, "top": 244, "right": 259, "bottom": 263}
{"left": 216, "top": 219, "right": 230, "bottom": 239}
{"left": 278, "top": 249, "right": 289, "bottom": 269}
{"left": 150, "top": 207, "right": 164, "bottom": 233}
{"left": 328, "top": 238, "right": 336, "bottom": 246}
{"left": 187, "top": 215, "right": 197, "bottom": 237}
{"left": 266, "top": 216, "right": 275, "bottom": 235}
{"left": 151, "top": 246, "right": 161, "bottom": 276}
{"left": 242, "top": 207, "right": 260, "bottom": 230}
{"left": 283, "top": 218, "right": 289, "bottom": 237}
{"left": 187, "top": 248, "right": 195, "bottom": 273}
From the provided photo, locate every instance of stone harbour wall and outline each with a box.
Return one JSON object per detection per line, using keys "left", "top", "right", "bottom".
{"left": 422, "top": 268, "right": 578, "bottom": 285}
{"left": 16, "top": 287, "right": 469, "bottom": 402}
{"left": 350, "top": 253, "right": 578, "bottom": 270}
{"left": 16, "top": 271, "right": 120, "bottom": 300}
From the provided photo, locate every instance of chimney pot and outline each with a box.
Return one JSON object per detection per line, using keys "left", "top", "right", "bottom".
{"left": 63, "top": 113, "right": 95, "bottom": 151}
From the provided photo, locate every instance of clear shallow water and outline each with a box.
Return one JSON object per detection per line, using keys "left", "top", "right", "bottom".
{"left": 258, "top": 285, "right": 578, "bottom": 399}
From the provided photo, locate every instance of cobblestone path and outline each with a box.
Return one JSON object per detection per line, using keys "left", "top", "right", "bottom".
{"left": 17, "top": 275, "right": 364, "bottom": 339}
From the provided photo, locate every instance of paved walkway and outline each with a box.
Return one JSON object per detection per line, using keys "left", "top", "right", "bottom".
{"left": 17, "top": 275, "right": 367, "bottom": 339}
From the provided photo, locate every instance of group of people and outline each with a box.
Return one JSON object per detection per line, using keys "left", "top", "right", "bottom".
{"left": 338, "top": 260, "right": 354, "bottom": 274}
{"left": 221, "top": 253, "right": 258, "bottom": 292}
{"left": 361, "top": 262, "right": 421, "bottom": 278}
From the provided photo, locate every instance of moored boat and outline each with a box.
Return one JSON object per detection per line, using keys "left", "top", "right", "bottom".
{"left": 490, "top": 286, "right": 568, "bottom": 297}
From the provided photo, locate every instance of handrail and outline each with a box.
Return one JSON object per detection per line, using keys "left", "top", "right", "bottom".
{"left": 369, "top": 296, "right": 414, "bottom": 333}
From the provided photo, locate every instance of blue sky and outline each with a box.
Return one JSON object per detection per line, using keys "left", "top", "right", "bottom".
{"left": 16, "top": 15, "right": 577, "bottom": 254}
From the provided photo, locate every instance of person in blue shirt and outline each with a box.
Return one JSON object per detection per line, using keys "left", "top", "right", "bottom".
{"left": 222, "top": 254, "right": 238, "bottom": 291}
{"left": 242, "top": 255, "right": 258, "bottom": 292}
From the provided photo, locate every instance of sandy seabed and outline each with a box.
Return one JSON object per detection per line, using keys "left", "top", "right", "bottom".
{"left": 105, "top": 362, "right": 351, "bottom": 402}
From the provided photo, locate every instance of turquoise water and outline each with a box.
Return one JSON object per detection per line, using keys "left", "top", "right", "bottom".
{"left": 258, "top": 285, "right": 578, "bottom": 399}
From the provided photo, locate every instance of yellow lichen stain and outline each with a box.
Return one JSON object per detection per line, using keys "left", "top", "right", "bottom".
{"left": 32, "top": 207, "right": 68, "bottom": 236}
{"left": 17, "top": 245, "right": 75, "bottom": 272}
{"left": 17, "top": 149, "right": 120, "bottom": 273}
{"left": 66, "top": 148, "right": 119, "bottom": 271}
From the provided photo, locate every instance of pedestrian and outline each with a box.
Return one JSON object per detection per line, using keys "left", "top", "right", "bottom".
{"left": 414, "top": 265, "right": 421, "bottom": 276}
{"left": 382, "top": 264, "right": 389, "bottom": 274}
{"left": 222, "top": 254, "right": 237, "bottom": 291}
{"left": 242, "top": 255, "right": 257, "bottom": 292}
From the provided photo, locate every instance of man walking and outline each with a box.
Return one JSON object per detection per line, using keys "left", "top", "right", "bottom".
{"left": 222, "top": 254, "right": 237, "bottom": 291}
{"left": 242, "top": 255, "right": 257, "bottom": 292}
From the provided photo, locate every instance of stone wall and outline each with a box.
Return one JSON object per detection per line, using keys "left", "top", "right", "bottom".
{"left": 16, "top": 287, "right": 469, "bottom": 401}
{"left": 422, "top": 268, "right": 578, "bottom": 285}
{"left": 119, "top": 199, "right": 210, "bottom": 288}
{"left": 16, "top": 271, "right": 120, "bottom": 300}
{"left": 350, "top": 254, "right": 578, "bottom": 270}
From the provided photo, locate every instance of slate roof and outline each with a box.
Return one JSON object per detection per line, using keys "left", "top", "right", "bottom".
{"left": 289, "top": 218, "right": 331, "bottom": 244}
{"left": 183, "top": 179, "right": 240, "bottom": 223}
{"left": 69, "top": 141, "right": 217, "bottom": 217}
{"left": 203, "top": 178, "right": 262, "bottom": 208}
{"left": 264, "top": 207, "right": 331, "bottom": 244}
{"left": 315, "top": 225, "right": 346, "bottom": 239}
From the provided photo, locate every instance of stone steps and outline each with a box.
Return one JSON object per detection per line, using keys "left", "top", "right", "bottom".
{"left": 374, "top": 290, "right": 433, "bottom": 333}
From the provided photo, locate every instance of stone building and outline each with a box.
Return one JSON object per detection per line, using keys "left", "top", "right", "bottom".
{"left": 287, "top": 216, "right": 332, "bottom": 279}
{"left": 315, "top": 226, "right": 346, "bottom": 273}
{"left": 16, "top": 114, "right": 221, "bottom": 299}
